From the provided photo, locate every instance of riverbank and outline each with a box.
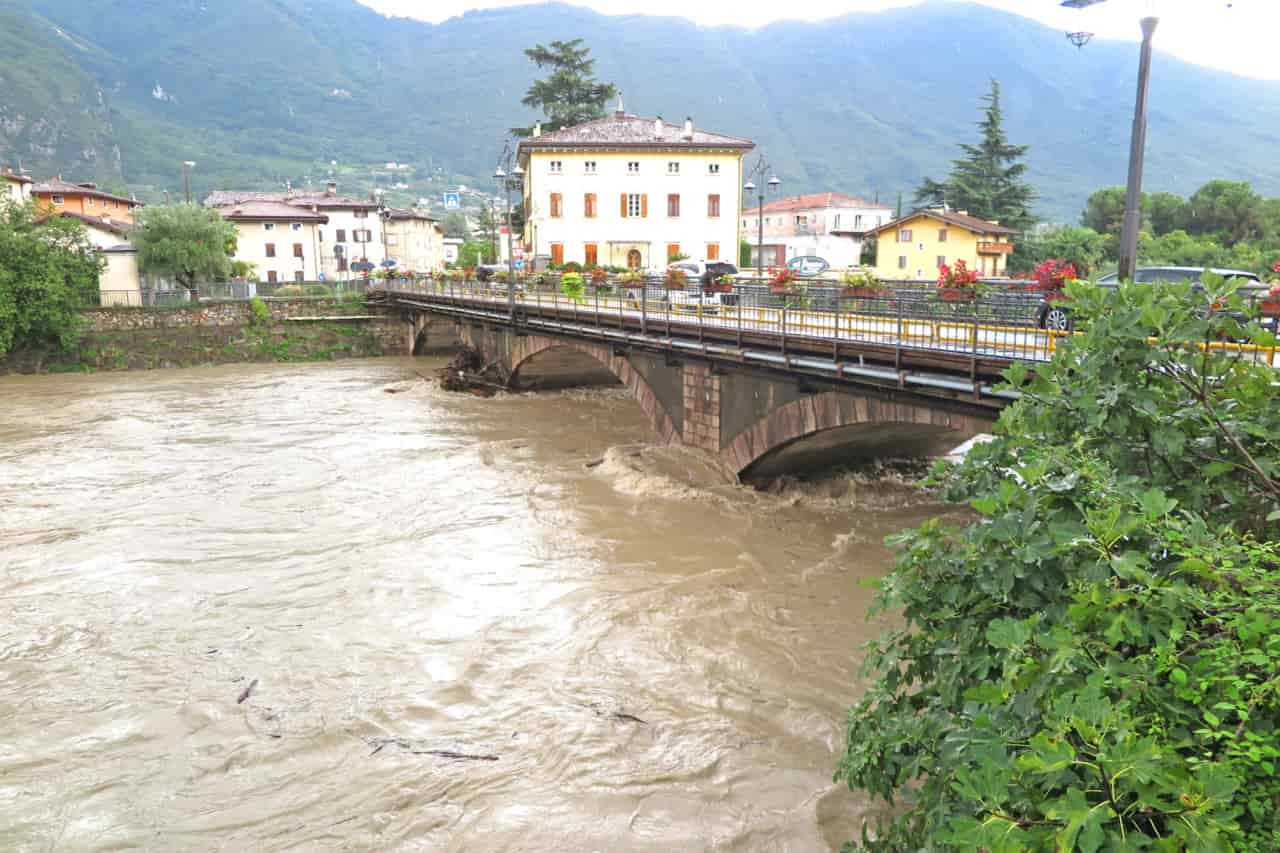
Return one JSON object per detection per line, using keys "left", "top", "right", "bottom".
{"left": 0, "top": 297, "right": 410, "bottom": 374}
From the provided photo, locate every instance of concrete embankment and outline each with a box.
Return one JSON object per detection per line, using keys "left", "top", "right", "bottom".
{"left": 0, "top": 298, "right": 411, "bottom": 374}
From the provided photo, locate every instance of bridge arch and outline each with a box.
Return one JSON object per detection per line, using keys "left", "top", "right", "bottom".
{"left": 721, "top": 391, "right": 982, "bottom": 479}
{"left": 506, "top": 336, "right": 681, "bottom": 446}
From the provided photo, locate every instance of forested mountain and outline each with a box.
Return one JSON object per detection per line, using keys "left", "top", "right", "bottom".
{"left": 3, "top": 0, "right": 1279, "bottom": 221}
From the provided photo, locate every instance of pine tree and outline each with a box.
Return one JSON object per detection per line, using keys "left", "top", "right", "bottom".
{"left": 914, "top": 80, "right": 1035, "bottom": 231}
{"left": 514, "top": 39, "right": 617, "bottom": 136}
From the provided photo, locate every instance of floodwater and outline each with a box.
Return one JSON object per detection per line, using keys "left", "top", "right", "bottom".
{"left": 0, "top": 358, "right": 948, "bottom": 852}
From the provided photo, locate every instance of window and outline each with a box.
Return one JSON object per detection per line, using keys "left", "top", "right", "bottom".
{"left": 550, "top": 192, "right": 563, "bottom": 218}
{"left": 622, "top": 193, "right": 645, "bottom": 218}
{"left": 938, "top": 229, "right": 948, "bottom": 243}
{"left": 833, "top": 214, "right": 840, "bottom": 229}
{"left": 265, "top": 243, "right": 276, "bottom": 258}
{"left": 354, "top": 229, "right": 372, "bottom": 243}
{"left": 627, "top": 161, "right": 640, "bottom": 174}
{"left": 667, "top": 161, "right": 680, "bottom": 175}
{"left": 667, "top": 243, "right": 681, "bottom": 262}
{"left": 51, "top": 195, "right": 64, "bottom": 205}
{"left": 585, "top": 243, "right": 598, "bottom": 266}
{"left": 854, "top": 214, "right": 863, "bottom": 229}
{"left": 354, "top": 210, "right": 369, "bottom": 219}
{"left": 337, "top": 257, "right": 348, "bottom": 272}
{"left": 550, "top": 243, "right": 564, "bottom": 265}
{"left": 318, "top": 229, "right": 325, "bottom": 242}
{"left": 898, "top": 256, "right": 908, "bottom": 270}
{"left": 667, "top": 193, "right": 680, "bottom": 217}
{"left": 267, "top": 270, "right": 278, "bottom": 283}
{"left": 897, "top": 229, "right": 912, "bottom": 242}
{"left": 706, "top": 243, "right": 719, "bottom": 261}
{"left": 336, "top": 229, "right": 346, "bottom": 242}
{"left": 707, "top": 194, "right": 721, "bottom": 218}
{"left": 549, "top": 160, "right": 563, "bottom": 173}
{"left": 293, "top": 243, "right": 304, "bottom": 258}
{"left": 937, "top": 256, "right": 947, "bottom": 269}
{"left": 583, "top": 193, "right": 597, "bottom": 218}
{"left": 584, "top": 161, "right": 597, "bottom": 174}
{"left": 264, "top": 222, "right": 276, "bottom": 231}
{"left": 795, "top": 215, "right": 808, "bottom": 226}
{"left": 291, "top": 223, "right": 302, "bottom": 232}
{"left": 86, "top": 197, "right": 95, "bottom": 208}
{"left": 294, "top": 271, "right": 305, "bottom": 282}
{"left": 708, "top": 163, "right": 720, "bottom": 175}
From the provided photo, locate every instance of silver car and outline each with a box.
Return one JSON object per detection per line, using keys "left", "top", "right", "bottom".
{"left": 1039, "top": 266, "right": 1263, "bottom": 331}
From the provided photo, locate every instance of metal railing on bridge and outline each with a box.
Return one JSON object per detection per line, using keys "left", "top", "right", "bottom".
{"left": 372, "top": 275, "right": 1280, "bottom": 371}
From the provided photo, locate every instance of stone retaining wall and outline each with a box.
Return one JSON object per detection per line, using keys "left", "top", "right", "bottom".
{"left": 1, "top": 299, "right": 411, "bottom": 374}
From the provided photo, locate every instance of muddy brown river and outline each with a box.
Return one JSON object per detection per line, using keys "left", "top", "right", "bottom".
{"left": 0, "top": 358, "right": 947, "bottom": 852}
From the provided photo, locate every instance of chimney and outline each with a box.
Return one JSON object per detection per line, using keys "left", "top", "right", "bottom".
{"left": 682, "top": 117, "right": 694, "bottom": 140}
{"left": 326, "top": 180, "right": 337, "bottom": 196}
{"left": 654, "top": 116, "right": 664, "bottom": 138}
{"left": 533, "top": 122, "right": 541, "bottom": 138}
{"left": 615, "top": 93, "right": 626, "bottom": 119}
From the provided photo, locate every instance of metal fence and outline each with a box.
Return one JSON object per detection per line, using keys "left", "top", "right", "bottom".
{"left": 87, "top": 278, "right": 383, "bottom": 308}
{"left": 373, "top": 275, "right": 1280, "bottom": 369}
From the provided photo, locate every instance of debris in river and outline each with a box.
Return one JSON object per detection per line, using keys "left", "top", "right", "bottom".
{"left": 237, "top": 678, "right": 259, "bottom": 704}
{"left": 585, "top": 458, "right": 605, "bottom": 469}
{"left": 435, "top": 346, "right": 508, "bottom": 396}
{"left": 612, "top": 712, "right": 648, "bottom": 725}
{"left": 364, "top": 736, "right": 499, "bottom": 761}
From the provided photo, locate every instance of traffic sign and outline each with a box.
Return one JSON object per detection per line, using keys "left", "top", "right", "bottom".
{"left": 443, "top": 192, "right": 460, "bottom": 210}
{"left": 513, "top": 246, "right": 524, "bottom": 259}
{"left": 514, "top": 259, "right": 525, "bottom": 270}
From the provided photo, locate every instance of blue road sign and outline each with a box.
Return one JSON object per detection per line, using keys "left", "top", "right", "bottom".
{"left": 317, "top": 272, "right": 326, "bottom": 282}
{"left": 514, "top": 259, "right": 525, "bottom": 270}
{"left": 443, "top": 192, "right": 460, "bottom": 210}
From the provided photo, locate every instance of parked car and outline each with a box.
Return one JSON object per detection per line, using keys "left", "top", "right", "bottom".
{"left": 786, "top": 256, "right": 831, "bottom": 279}
{"left": 665, "top": 261, "right": 741, "bottom": 312}
{"left": 1036, "top": 266, "right": 1264, "bottom": 332}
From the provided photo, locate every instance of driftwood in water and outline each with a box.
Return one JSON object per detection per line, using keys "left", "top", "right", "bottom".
{"left": 365, "top": 736, "right": 499, "bottom": 761}
{"left": 237, "top": 677, "right": 258, "bottom": 704}
{"left": 435, "top": 347, "right": 508, "bottom": 397}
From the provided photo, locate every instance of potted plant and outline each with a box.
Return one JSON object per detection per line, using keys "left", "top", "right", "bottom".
{"left": 770, "top": 267, "right": 798, "bottom": 295}
{"left": 664, "top": 268, "right": 688, "bottom": 290}
{"left": 560, "top": 271, "right": 585, "bottom": 303}
{"left": 619, "top": 270, "right": 644, "bottom": 286}
{"left": 937, "top": 260, "right": 980, "bottom": 301}
{"left": 1031, "top": 259, "right": 1078, "bottom": 303}
{"left": 706, "top": 273, "right": 735, "bottom": 294}
{"left": 840, "top": 269, "right": 887, "bottom": 298}
{"left": 1261, "top": 263, "right": 1280, "bottom": 317}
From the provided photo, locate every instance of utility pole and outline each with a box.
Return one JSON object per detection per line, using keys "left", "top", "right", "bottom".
{"left": 183, "top": 160, "right": 196, "bottom": 204}
{"left": 1117, "top": 17, "right": 1158, "bottom": 281}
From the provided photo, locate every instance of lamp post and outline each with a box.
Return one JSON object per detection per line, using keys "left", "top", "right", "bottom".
{"left": 744, "top": 159, "right": 781, "bottom": 282}
{"left": 182, "top": 160, "right": 196, "bottom": 204}
{"left": 494, "top": 150, "right": 524, "bottom": 322}
{"left": 1117, "top": 15, "right": 1159, "bottom": 282}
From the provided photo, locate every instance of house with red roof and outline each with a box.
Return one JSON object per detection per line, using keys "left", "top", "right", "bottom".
{"left": 742, "top": 192, "right": 892, "bottom": 270}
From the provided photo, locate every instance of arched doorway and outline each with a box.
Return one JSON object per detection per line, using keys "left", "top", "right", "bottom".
{"left": 626, "top": 249, "right": 643, "bottom": 270}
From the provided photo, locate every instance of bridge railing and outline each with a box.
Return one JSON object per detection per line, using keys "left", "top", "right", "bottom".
{"left": 371, "top": 276, "right": 1280, "bottom": 369}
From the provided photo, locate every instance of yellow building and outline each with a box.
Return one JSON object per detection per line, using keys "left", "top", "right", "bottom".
{"left": 870, "top": 209, "right": 1016, "bottom": 280}
{"left": 383, "top": 208, "right": 445, "bottom": 273}
{"left": 517, "top": 105, "right": 754, "bottom": 270}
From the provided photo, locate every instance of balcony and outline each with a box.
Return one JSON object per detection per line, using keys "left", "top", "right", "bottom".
{"left": 978, "top": 241, "right": 1014, "bottom": 255}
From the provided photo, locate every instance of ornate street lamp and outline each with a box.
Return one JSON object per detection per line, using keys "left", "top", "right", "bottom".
{"left": 744, "top": 159, "right": 781, "bottom": 283}
{"left": 494, "top": 147, "right": 524, "bottom": 321}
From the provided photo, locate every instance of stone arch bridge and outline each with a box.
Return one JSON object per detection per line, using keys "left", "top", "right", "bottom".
{"left": 406, "top": 310, "right": 999, "bottom": 480}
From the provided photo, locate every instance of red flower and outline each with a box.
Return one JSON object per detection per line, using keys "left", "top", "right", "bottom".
{"left": 1273, "top": 261, "right": 1280, "bottom": 274}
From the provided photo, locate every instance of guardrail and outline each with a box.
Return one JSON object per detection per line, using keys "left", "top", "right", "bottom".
{"left": 373, "top": 277, "right": 1280, "bottom": 371}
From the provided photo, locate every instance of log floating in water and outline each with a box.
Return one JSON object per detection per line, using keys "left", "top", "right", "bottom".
{"left": 237, "top": 677, "right": 258, "bottom": 704}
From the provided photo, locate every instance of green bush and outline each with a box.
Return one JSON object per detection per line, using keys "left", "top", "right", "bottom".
{"left": 248, "top": 296, "right": 269, "bottom": 327}
{"left": 560, "top": 272, "right": 585, "bottom": 303}
{"left": 838, "top": 276, "right": 1280, "bottom": 852}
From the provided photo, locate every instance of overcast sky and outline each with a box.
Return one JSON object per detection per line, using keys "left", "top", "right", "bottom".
{"left": 356, "top": 0, "right": 1279, "bottom": 79}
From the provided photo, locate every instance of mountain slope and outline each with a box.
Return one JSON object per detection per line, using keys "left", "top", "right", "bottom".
{"left": 4, "top": 0, "right": 1280, "bottom": 221}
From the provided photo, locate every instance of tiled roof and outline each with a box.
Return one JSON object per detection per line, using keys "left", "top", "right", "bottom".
{"left": 870, "top": 208, "right": 1018, "bottom": 237}
{"left": 218, "top": 200, "right": 329, "bottom": 222}
{"left": 519, "top": 111, "right": 754, "bottom": 152}
{"left": 33, "top": 179, "right": 139, "bottom": 206}
{"left": 56, "top": 211, "right": 136, "bottom": 235}
{"left": 3, "top": 171, "right": 33, "bottom": 185}
{"left": 744, "top": 192, "right": 890, "bottom": 216}
{"left": 204, "top": 189, "right": 376, "bottom": 210}
{"left": 384, "top": 207, "right": 437, "bottom": 222}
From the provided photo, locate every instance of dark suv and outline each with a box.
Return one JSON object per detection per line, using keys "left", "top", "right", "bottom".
{"left": 1036, "top": 266, "right": 1263, "bottom": 332}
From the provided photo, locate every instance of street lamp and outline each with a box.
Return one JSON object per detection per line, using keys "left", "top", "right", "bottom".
{"left": 1118, "top": 15, "right": 1159, "bottom": 281}
{"left": 493, "top": 149, "right": 524, "bottom": 321}
{"left": 744, "top": 159, "right": 781, "bottom": 282}
{"left": 182, "top": 160, "right": 196, "bottom": 204}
